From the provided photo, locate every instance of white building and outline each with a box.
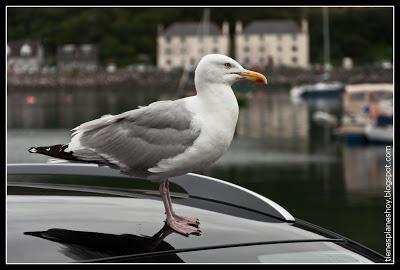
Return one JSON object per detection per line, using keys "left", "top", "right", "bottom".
{"left": 57, "top": 44, "right": 98, "bottom": 72}
{"left": 235, "top": 20, "right": 309, "bottom": 69}
{"left": 7, "top": 40, "right": 44, "bottom": 74}
{"left": 157, "top": 22, "right": 230, "bottom": 71}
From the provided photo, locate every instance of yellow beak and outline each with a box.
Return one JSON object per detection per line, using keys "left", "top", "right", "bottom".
{"left": 239, "top": 70, "right": 268, "bottom": 84}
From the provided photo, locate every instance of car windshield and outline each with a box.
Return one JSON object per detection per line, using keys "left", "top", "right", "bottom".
{"left": 116, "top": 241, "right": 374, "bottom": 263}
{"left": 257, "top": 250, "right": 372, "bottom": 263}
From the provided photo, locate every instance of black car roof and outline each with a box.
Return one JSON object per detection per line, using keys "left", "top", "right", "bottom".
{"left": 7, "top": 163, "right": 295, "bottom": 222}
{"left": 7, "top": 164, "right": 383, "bottom": 263}
{"left": 7, "top": 191, "right": 344, "bottom": 263}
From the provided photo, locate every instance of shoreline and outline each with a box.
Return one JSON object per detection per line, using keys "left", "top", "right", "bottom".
{"left": 7, "top": 67, "right": 393, "bottom": 90}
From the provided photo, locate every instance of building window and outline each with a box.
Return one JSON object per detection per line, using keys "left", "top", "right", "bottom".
{"left": 213, "top": 48, "right": 219, "bottom": 53}
{"left": 244, "top": 57, "right": 250, "bottom": 66}
{"left": 259, "top": 46, "right": 265, "bottom": 52}
{"left": 277, "top": 46, "right": 282, "bottom": 52}
{"left": 259, "top": 57, "right": 264, "bottom": 64}
{"left": 292, "top": 34, "right": 297, "bottom": 41}
{"left": 244, "top": 46, "right": 250, "bottom": 53}
{"left": 81, "top": 44, "right": 93, "bottom": 53}
{"left": 292, "top": 45, "right": 298, "bottom": 52}
{"left": 181, "top": 47, "right": 187, "bottom": 54}
{"left": 267, "top": 56, "right": 274, "bottom": 67}
{"left": 292, "top": 56, "right": 298, "bottom": 63}
{"left": 166, "top": 59, "right": 171, "bottom": 66}
{"left": 165, "top": 48, "right": 172, "bottom": 55}
{"left": 165, "top": 36, "right": 171, "bottom": 43}
{"left": 63, "top": 44, "right": 75, "bottom": 52}
{"left": 190, "top": 58, "right": 196, "bottom": 65}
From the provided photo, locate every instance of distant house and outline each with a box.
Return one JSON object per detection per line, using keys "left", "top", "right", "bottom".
{"left": 157, "top": 21, "right": 230, "bottom": 71}
{"left": 7, "top": 40, "right": 44, "bottom": 74}
{"left": 235, "top": 20, "right": 309, "bottom": 69}
{"left": 57, "top": 44, "right": 98, "bottom": 72}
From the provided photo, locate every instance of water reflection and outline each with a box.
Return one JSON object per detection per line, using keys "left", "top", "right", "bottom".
{"left": 24, "top": 223, "right": 184, "bottom": 262}
{"left": 237, "top": 90, "right": 310, "bottom": 152}
{"left": 343, "top": 146, "right": 387, "bottom": 197}
{"left": 7, "top": 87, "right": 174, "bottom": 129}
{"left": 8, "top": 88, "right": 321, "bottom": 154}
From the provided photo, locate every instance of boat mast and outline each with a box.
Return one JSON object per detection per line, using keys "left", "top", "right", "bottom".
{"left": 202, "top": 8, "right": 210, "bottom": 38}
{"left": 323, "top": 7, "right": 331, "bottom": 75}
{"left": 176, "top": 8, "right": 210, "bottom": 97}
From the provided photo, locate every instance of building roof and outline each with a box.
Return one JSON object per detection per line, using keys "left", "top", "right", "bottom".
{"left": 243, "top": 20, "right": 301, "bottom": 34}
{"left": 7, "top": 40, "right": 42, "bottom": 57}
{"left": 161, "top": 22, "right": 222, "bottom": 37}
{"left": 345, "top": 83, "right": 393, "bottom": 94}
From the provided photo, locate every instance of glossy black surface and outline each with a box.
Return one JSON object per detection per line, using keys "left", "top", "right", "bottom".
{"left": 6, "top": 163, "right": 295, "bottom": 222}
{"left": 6, "top": 173, "right": 380, "bottom": 263}
{"left": 24, "top": 225, "right": 183, "bottom": 263}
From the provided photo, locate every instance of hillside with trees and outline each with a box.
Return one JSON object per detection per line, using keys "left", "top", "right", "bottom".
{"left": 7, "top": 7, "right": 393, "bottom": 67}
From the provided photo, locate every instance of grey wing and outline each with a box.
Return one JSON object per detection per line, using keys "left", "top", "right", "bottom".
{"left": 69, "top": 100, "right": 201, "bottom": 177}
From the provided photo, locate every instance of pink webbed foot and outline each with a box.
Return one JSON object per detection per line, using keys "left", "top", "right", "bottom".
{"left": 166, "top": 219, "right": 202, "bottom": 237}
{"left": 173, "top": 214, "right": 200, "bottom": 226}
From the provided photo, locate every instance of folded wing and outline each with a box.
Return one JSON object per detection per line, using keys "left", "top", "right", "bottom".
{"left": 67, "top": 100, "right": 201, "bottom": 177}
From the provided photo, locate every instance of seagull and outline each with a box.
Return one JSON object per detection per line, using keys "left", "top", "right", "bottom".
{"left": 28, "top": 54, "right": 268, "bottom": 236}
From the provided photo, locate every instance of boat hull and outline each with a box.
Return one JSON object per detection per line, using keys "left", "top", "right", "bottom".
{"left": 300, "top": 88, "right": 345, "bottom": 100}
{"left": 365, "top": 124, "right": 393, "bottom": 144}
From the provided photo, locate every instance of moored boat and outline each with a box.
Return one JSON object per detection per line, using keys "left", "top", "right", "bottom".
{"left": 335, "top": 83, "right": 393, "bottom": 145}
{"left": 290, "top": 82, "right": 345, "bottom": 102}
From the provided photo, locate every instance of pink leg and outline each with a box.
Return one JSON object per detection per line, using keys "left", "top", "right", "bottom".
{"left": 159, "top": 179, "right": 201, "bottom": 236}
{"left": 165, "top": 179, "right": 200, "bottom": 225}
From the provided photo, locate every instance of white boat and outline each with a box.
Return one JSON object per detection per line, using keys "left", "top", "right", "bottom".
{"left": 336, "top": 83, "right": 393, "bottom": 145}
{"left": 290, "top": 82, "right": 345, "bottom": 102}
{"left": 364, "top": 122, "right": 393, "bottom": 143}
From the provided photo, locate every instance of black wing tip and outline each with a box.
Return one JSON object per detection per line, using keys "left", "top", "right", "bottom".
{"left": 24, "top": 231, "right": 43, "bottom": 237}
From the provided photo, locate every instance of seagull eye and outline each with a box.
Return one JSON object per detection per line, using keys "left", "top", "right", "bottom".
{"left": 224, "top": 63, "right": 232, "bottom": 69}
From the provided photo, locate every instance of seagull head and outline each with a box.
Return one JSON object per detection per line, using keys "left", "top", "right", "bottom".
{"left": 195, "top": 54, "right": 268, "bottom": 87}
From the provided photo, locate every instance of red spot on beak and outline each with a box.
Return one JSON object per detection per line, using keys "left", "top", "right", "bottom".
{"left": 256, "top": 78, "right": 264, "bottom": 83}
